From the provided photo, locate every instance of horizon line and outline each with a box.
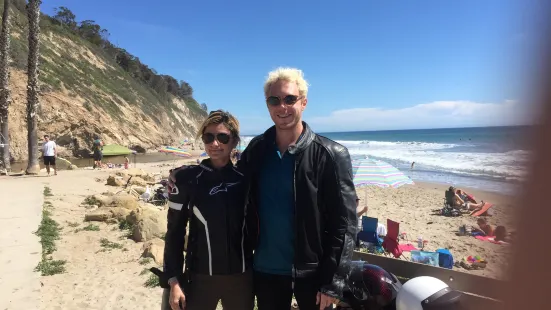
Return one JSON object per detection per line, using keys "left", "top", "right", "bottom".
{"left": 240, "top": 124, "right": 533, "bottom": 136}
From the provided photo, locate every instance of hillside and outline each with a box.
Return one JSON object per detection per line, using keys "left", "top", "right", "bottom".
{"left": 3, "top": 2, "right": 207, "bottom": 160}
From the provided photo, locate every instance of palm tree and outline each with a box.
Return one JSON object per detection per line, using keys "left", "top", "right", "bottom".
{"left": 0, "top": 0, "right": 11, "bottom": 172}
{"left": 25, "top": 0, "right": 41, "bottom": 174}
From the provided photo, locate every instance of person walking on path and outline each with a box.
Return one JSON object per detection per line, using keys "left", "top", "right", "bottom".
{"left": 92, "top": 135, "right": 103, "bottom": 169}
{"left": 41, "top": 135, "right": 57, "bottom": 176}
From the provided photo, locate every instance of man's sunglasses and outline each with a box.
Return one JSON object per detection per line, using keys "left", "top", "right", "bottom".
{"left": 202, "top": 133, "right": 231, "bottom": 145}
{"left": 266, "top": 95, "right": 303, "bottom": 107}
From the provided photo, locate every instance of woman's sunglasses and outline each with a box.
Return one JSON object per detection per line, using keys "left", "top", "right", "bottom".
{"left": 266, "top": 95, "right": 303, "bottom": 106}
{"left": 202, "top": 133, "right": 231, "bottom": 145}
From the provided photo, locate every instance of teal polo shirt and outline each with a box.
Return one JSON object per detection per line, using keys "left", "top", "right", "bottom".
{"left": 253, "top": 144, "right": 295, "bottom": 276}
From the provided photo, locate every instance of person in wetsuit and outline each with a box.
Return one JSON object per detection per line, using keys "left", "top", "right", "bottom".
{"left": 162, "top": 110, "right": 253, "bottom": 310}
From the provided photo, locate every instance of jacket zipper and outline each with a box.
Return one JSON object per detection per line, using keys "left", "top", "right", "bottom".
{"left": 292, "top": 159, "right": 298, "bottom": 289}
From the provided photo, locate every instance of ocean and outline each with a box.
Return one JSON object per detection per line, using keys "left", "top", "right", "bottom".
{"left": 241, "top": 126, "right": 532, "bottom": 195}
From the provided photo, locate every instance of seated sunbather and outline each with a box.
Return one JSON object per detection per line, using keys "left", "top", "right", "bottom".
{"left": 356, "top": 197, "right": 367, "bottom": 217}
{"left": 355, "top": 196, "right": 365, "bottom": 247}
{"left": 455, "top": 188, "right": 477, "bottom": 205}
{"left": 447, "top": 187, "right": 474, "bottom": 209}
{"left": 465, "top": 201, "right": 490, "bottom": 215}
{"left": 494, "top": 225, "right": 508, "bottom": 242}
{"left": 472, "top": 218, "right": 495, "bottom": 236}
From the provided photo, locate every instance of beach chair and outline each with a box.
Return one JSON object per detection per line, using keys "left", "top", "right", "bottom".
{"left": 440, "top": 188, "right": 462, "bottom": 217}
{"left": 357, "top": 216, "right": 383, "bottom": 253}
{"left": 382, "top": 219, "right": 406, "bottom": 259}
{"left": 444, "top": 188, "right": 456, "bottom": 208}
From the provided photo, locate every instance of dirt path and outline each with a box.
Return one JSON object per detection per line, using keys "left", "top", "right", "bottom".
{"left": 0, "top": 176, "right": 44, "bottom": 310}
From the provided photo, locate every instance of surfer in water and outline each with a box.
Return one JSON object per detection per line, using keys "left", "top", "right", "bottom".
{"left": 410, "top": 161, "right": 415, "bottom": 170}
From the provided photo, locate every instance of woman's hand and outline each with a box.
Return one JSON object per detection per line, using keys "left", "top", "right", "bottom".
{"left": 169, "top": 284, "right": 186, "bottom": 310}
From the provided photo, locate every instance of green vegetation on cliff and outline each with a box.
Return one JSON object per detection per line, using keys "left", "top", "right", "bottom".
{"left": 5, "top": 1, "right": 207, "bottom": 124}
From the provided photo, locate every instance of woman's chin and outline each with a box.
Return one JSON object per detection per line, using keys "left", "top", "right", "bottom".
{"left": 208, "top": 154, "right": 230, "bottom": 162}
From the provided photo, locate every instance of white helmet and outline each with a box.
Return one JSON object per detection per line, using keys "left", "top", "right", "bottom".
{"left": 396, "top": 276, "right": 462, "bottom": 310}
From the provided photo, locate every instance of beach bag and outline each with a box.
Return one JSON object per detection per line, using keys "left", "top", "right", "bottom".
{"left": 411, "top": 250, "right": 440, "bottom": 267}
{"left": 436, "top": 248, "right": 454, "bottom": 269}
{"left": 441, "top": 206, "right": 460, "bottom": 217}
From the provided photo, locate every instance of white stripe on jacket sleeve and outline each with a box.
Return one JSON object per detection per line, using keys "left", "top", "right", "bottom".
{"left": 168, "top": 201, "right": 183, "bottom": 210}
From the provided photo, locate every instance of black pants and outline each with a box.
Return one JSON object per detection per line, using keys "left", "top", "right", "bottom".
{"left": 162, "top": 270, "right": 254, "bottom": 310}
{"left": 254, "top": 271, "right": 333, "bottom": 310}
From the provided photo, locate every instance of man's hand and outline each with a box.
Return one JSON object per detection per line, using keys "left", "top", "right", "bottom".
{"left": 167, "top": 165, "right": 189, "bottom": 192}
{"left": 316, "top": 292, "right": 337, "bottom": 310}
{"left": 169, "top": 284, "right": 186, "bottom": 310}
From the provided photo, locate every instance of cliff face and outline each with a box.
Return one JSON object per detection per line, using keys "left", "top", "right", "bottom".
{"left": 4, "top": 4, "right": 206, "bottom": 160}
{"left": 7, "top": 70, "right": 204, "bottom": 160}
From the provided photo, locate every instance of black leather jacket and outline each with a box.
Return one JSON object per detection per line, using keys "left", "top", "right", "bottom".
{"left": 238, "top": 122, "right": 358, "bottom": 299}
{"left": 163, "top": 160, "right": 251, "bottom": 282}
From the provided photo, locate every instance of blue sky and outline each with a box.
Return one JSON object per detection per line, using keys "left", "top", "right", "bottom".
{"left": 41, "top": 0, "right": 544, "bottom": 134}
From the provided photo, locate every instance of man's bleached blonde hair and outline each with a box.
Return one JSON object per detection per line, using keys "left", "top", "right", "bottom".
{"left": 263, "top": 67, "right": 310, "bottom": 98}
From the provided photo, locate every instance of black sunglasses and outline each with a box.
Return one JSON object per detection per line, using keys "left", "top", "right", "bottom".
{"left": 266, "top": 95, "right": 303, "bottom": 106}
{"left": 202, "top": 132, "right": 231, "bottom": 145}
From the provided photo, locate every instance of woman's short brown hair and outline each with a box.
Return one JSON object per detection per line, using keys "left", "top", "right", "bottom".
{"left": 196, "top": 110, "right": 240, "bottom": 144}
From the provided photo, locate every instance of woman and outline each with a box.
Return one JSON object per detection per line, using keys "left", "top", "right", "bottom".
{"left": 162, "top": 110, "right": 253, "bottom": 310}
{"left": 472, "top": 218, "right": 495, "bottom": 237}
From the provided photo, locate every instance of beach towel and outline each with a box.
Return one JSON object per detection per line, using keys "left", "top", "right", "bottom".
{"left": 475, "top": 235, "right": 508, "bottom": 245}
{"left": 471, "top": 203, "right": 494, "bottom": 217}
{"left": 411, "top": 251, "right": 440, "bottom": 267}
{"left": 398, "top": 244, "right": 418, "bottom": 252}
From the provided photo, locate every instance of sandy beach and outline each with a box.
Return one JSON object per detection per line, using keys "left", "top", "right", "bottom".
{"left": 0, "top": 156, "right": 515, "bottom": 309}
{"left": 356, "top": 182, "right": 515, "bottom": 280}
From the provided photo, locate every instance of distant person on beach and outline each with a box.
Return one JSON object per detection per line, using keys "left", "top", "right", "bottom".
{"left": 92, "top": 136, "right": 104, "bottom": 169}
{"left": 355, "top": 196, "right": 367, "bottom": 247}
{"left": 124, "top": 156, "right": 129, "bottom": 169}
{"left": 236, "top": 67, "right": 357, "bottom": 310}
{"left": 471, "top": 218, "right": 507, "bottom": 239}
{"left": 356, "top": 197, "right": 367, "bottom": 217}
{"left": 447, "top": 187, "right": 476, "bottom": 209}
{"left": 41, "top": 135, "right": 57, "bottom": 176}
{"left": 465, "top": 200, "right": 489, "bottom": 214}
{"left": 162, "top": 111, "right": 253, "bottom": 310}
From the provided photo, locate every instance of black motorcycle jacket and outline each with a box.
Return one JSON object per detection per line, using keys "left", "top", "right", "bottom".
{"left": 163, "top": 159, "right": 251, "bottom": 282}
{"left": 238, "top": 122, "right": 358, "bottom": 299}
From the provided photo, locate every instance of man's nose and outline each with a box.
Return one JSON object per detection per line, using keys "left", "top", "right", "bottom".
{"left": 274, "top": 102, "right": 288, "bottom": 110}
{"left": 211, "top": 139, "right": 220, "bottom": 147}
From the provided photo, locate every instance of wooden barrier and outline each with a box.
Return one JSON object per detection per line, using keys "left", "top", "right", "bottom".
{"left": 353, "top": 251, "right": 505, "bottom": 308}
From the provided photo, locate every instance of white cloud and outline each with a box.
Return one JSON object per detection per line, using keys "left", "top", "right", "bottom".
{"left": 238, "top": 100, "right": 537, "bottom": 134}
{"left": 306, "top": 100, "right": 536, "bottom": 132}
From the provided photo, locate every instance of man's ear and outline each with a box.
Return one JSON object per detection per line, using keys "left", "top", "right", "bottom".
{"left": 302, "top": 97, "right": 308, "bottom": 111}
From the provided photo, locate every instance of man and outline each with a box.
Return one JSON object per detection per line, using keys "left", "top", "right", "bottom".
{"left": 238, "top": 67, "right": 357, "bottom": 310}
{"left": 92, "top": 135, "right": 103, "bottom": 169}
{"left": 41, "top": 135, "right": 57, "bottom": 176}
